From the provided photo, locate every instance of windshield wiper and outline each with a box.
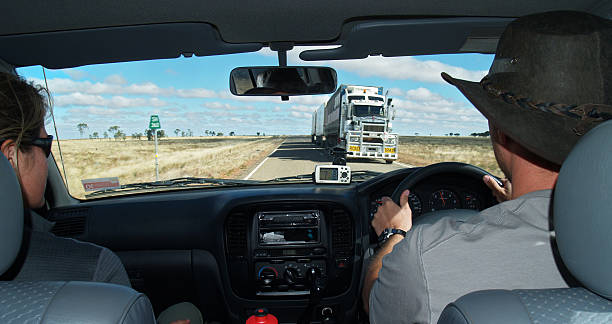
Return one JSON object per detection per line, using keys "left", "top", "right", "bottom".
{"left": 350, "top": 170, "right": 383, "bottom": 181}
{"left": 85, "top": 177, "right": 260, "bottom": 198}
{"left": 265, "top": 173, "right": 314, "bottom": 183}
{"left": 265, "top": 170, "right": 383, "bottom": 183}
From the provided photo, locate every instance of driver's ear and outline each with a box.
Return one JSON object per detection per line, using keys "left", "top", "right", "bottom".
{"left": 1, "top": 139, "right": 18, "bottom": 169}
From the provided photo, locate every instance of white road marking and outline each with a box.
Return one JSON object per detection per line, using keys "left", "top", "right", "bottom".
{"left": 394, "top": 161, "right": 416, "bottom": 168}
{"left": 243, "top": 141, "right": 285, "bottom": 180}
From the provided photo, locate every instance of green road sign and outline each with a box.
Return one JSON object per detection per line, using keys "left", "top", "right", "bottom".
{"left": 149, "top": 115, "right": 161, "bottom": 129}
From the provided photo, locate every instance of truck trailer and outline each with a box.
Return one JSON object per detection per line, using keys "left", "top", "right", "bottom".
{"left": 311, "top": 103, "right": 325, "bottom": 145}
{"left": 313, "top": 84, "right": 398, "bottom": 163}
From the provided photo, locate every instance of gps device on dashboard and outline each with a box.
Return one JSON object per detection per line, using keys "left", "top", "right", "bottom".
{"left": 315, "top": 165, "right": 351, "bottom": 184}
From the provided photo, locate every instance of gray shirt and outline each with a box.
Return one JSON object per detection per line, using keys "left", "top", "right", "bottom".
{"left": 14, "top": 211, "right": 131, "bottom": 287}
{"left": 369, "top": 190, "right": 569, "bottom": 324}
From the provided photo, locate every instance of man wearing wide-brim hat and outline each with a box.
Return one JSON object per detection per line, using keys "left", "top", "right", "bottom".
{"left": 363, "top": 11, "right": 612, "bottom": 324}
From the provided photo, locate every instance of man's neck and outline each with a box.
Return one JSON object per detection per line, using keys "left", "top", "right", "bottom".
{"left": 510, "top": 156, "right": 558, "bottom": 199}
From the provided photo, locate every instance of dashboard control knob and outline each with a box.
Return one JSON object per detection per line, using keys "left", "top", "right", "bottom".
{"left": 284, "top": 267, "right": 299, "bottom": 285}
{"left": 258, "top": 267, "right": 278, "bottom": 282}
{"left": 306, "top": 267, "right": 321, "bottom": 282}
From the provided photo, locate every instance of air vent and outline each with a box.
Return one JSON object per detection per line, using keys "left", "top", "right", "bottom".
{"left": 331, "top": 209, "right": 353, "bottom": 258}
{"left": 226, "top": 212, "right": 248, "bottom": 258}
{"left": 52, "top": 216, "right": 86, "bottom": 237}
{"left": 49, "top": 207, "right": 90, "bottom": 237}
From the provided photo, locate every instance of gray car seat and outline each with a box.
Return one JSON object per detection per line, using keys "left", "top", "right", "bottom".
{"left": 437, "top": 120, "right": 612, "bottom": 324}
{"left": 0, "top": 153, "right": 156, "bottom": 324}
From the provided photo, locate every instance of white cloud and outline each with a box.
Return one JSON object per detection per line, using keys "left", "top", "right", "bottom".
{"left": 203, "top": 102, "right": 255, "bottom": 111}
{"left": 28, "top": 77, "right": 221, "bottom": 99}
{"left": 55, "top": 93, "right": 167, "bottom": 108}
{"left": 258, "top": 46, "right": 488, "bottom": 84}
{"left": 290, "top": 111, "right": 311, "bottom": 119}
{"left": 388, "top": 87, "right": 404, "bottom": 97}
{"left": 328, "top": 57, "right": 486, "bottom": 83}
{"left": 176, "top": 88, "right": 218, "bottom": 98}
{"left": 405, "top": 87, "right": 442, "bottom": 101}
{"left": 104, "top": 74, "right": 127, "bottom": 85}
{"left": 63, "top": 69, "right": 89, "bottom": 80}
{"left": 289, "top": 105, "right": 317, "bottom": 113}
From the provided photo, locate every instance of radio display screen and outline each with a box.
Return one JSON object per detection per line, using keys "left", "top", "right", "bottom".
{"left": 260, "top": 228, "right": 319, "bottom": 245}
{"left": 319, "top": 167, "right": 338, "bottom": 180}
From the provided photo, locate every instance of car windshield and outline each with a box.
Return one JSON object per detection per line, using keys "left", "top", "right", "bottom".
{"left": 353, "top": 105, "right": 384, "bottom": 117}
{"left": 348, "top": 95, "right": 365, "bottom": 102}
{"left": 17, "top": 50, "right": 501, "bottom": 199}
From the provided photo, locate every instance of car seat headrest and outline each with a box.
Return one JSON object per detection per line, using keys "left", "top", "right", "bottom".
{"left": 0, "top": 152, "right": 24, "bottom": 275}
{"left": 554, "top": 119, "right": 612, "bottom": 300}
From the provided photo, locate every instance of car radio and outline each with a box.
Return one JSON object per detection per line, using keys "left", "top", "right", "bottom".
{"left": 257, "top": 211, "right": 320, "bottom": 245}
{"left": 252, "top": 210, "right": 328, "bottom": 296}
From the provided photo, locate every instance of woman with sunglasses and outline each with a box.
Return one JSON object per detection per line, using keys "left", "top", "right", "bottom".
{"left": 0, "top": 72, "right": 51, "bottom": 210}
{"left": 0, "top": 73, "right": 198, "bottom": 324}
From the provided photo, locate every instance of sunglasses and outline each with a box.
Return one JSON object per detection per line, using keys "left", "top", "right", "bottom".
{"left": 31, "top": 135, "right": 53, "bottom": 158}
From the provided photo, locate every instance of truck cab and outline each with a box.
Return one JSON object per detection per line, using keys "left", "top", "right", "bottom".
{"left": 342, "top": 86, "right": 398, "bottom": 163}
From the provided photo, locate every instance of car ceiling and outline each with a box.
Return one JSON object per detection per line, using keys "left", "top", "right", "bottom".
{"left": 1, "top": 0, "right": 610, "bottom": 68}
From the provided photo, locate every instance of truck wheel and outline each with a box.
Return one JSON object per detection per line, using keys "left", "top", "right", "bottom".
{"left": 385, "top": 160, "right": 394, "bottom": 164}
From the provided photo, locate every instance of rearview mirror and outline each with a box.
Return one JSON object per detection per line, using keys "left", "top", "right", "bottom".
{"left": 230, "top": 66, "right": 337, "bottom": 96}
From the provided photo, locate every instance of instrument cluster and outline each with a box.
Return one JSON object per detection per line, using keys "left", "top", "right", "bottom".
{"left": 368, "top": 173, "right": 491, "bottom": 220}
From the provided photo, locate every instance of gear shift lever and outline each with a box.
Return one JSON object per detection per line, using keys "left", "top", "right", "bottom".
{"left": 297, "top": 267, "right": 326, "bottom": 324}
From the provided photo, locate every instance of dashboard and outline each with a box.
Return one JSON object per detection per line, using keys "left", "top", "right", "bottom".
{"left": 47, "top": 166, "right": 497, "bottom": 323}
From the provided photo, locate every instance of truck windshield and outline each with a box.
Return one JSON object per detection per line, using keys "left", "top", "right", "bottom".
{"left": 369, "top": 96, "right": 384, "bottom": 102}
{"left": 348, "top": 95, "right": 365, "bottom": 103}
{"left": 353, "top": 105, "right": 384, "bottom": 117}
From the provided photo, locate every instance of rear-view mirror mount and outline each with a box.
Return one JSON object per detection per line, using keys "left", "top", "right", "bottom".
{"left": 229, "top": 66, "right": 337, "bottom": 98}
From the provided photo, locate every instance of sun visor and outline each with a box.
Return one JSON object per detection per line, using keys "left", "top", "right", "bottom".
{"left": 0, "top": 23, "right": 263, "bottom": 69}
{"left": 299, "top": 18, "right": 513, "bottom": 61}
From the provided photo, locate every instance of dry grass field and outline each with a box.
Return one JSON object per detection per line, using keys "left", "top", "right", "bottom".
{"left": 397, "top": 136, "right": 503, "bottom": 177}
{"left": 51, "top": 136, "right": 284, "bottom": 199}
{"left": 51, "top": 135, "right": 501, "bottom": 199}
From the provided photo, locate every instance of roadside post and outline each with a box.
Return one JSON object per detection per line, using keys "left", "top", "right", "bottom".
{"left": 149, "top": 115, "right": 161, "bottom": 181}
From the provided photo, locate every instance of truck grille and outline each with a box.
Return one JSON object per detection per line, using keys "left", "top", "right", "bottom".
{"left": 363, "top": 124, "right": 384, "bottom": 132}
{"left": 363, "top": 138, "right": 383, "bottom": 144}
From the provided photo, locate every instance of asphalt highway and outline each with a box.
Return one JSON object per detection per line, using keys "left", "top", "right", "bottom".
{"left": 245, "top": 136, "right": 412, "bottom": 181}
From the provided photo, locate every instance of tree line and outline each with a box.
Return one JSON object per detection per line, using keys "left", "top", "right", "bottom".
{"left": 469, "top": 131, "right": 490, "bottom": 137}
{"left": 77, "top": 123, "right": 242, "bottom": 140}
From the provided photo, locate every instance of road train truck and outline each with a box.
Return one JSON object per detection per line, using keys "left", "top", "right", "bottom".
{"left": 311, "top": 84, "right": 398, "bottom": 163}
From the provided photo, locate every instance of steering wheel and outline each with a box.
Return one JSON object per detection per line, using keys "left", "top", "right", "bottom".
{"left": 390, "top": 162, "right": 501, "bottom": 225}
{"left": 367, "top": 162, "right": 500, "bottom": 249}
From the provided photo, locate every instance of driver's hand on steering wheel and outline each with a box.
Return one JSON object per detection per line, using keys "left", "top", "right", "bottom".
{"left": 372, "top": 190, "right": 413, "bottom": 236}
{"left": 483, "top": 175, "right": 512, "bottom": 203}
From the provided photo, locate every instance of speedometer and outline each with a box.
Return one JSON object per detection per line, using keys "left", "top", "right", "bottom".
{"left": 430, "top": 189, "right": 460, "bottom": 211}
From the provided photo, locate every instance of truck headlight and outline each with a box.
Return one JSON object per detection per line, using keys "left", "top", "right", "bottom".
{"left": 385, "top": 138, "right": 396, "bottom": 145}
{"left": 350, "top": 136, "right": 360, "bottom": 142}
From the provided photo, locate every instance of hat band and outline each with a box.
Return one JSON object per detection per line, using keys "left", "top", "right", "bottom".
{"left": 480, "top": 76, "right": 612, "bottom": 135}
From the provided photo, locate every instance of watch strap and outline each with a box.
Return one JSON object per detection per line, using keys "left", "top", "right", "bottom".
{"left": 377, "top": 228, "right": 407, "bottom": 244}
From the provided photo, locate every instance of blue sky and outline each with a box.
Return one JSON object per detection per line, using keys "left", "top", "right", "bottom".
{"left": 17, "top": 48, "right": 494, "bottom": 139}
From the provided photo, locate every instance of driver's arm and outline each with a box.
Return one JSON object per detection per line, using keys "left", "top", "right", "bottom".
{"left": 362, "top": 234, "right": 404, "bottom": 313}
{"left": 362, "top": 190, "right": 413, "bottom": 313}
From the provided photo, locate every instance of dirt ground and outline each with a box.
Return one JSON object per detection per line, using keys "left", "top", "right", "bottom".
{"left": 51, "top": 136, "right": 284, "bottom": 199}
{"left": 397, "top": 136, "right": 503, "bottom": 177}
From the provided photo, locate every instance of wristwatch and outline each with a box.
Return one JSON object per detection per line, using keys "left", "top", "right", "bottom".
{"left": 378, "top": 228, "right": 407, "bottom": 245}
